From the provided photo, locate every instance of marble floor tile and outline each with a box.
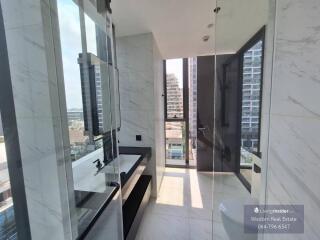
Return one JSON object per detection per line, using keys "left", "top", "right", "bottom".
{"left": 135, "top": 168, "right": 249, "bottom": 240}
{"left": 189, "top": 218, "right": 212, "bottom": 240}
{"left": 135, "top": 210, "right": 189, "bottom": 240}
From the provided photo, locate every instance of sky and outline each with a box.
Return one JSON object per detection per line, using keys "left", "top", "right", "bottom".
{"left": 166, "top": 59, "right": 183, "bottom": 88}
{"left": 57, "top": 0, "right": 98, "bottom": 110}
{"left": 57, "top": 0, "right": 83, "bottom": 110}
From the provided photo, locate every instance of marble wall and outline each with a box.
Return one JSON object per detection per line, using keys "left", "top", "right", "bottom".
{"left": 262, "top": 0, "right": 320, "bottom": 239}
{"left": 1, "top": 0, "right": 76, "bottom": 239}
{"left": 117, "top": 33, "right": 165, "bottom": 197}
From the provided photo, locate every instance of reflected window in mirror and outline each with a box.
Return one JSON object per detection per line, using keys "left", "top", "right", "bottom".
{"left": 57, "top": 0, "right": 115, "bottom": 162}
{"left": 57, "top": 0, "right": 97, "bottom": 162}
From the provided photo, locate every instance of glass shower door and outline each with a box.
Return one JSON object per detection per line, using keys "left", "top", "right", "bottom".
{"left": 213, "top": 0, "right": 270, "bottom": 239}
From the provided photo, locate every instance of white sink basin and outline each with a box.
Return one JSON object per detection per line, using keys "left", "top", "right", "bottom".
{"left": 72, "top": 150, "right": 142, "bottom": 193}
{"left": 119, "top": 154, "right": 141, "bottom": 174}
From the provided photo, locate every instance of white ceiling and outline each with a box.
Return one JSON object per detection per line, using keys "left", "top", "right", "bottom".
{"left": 215, "top": 0, "right": 268, "bottom": 54}
{"left": 111, "top": 0, "right": 268, "bottom": 59}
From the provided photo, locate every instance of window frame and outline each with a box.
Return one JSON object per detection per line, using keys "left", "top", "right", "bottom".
{"left": 164, "top": 59, "right": 190, "bottom": 167}
{"left": 237, "top": 26, "right": 265, "bottom": 192}
{"left": 238, "top": 27, "right": 265, "bottom": 158}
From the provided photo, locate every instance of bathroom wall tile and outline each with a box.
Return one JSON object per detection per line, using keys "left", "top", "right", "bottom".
{"left": 2, "top": 0, "right": 75, "bottom": 239}
{"left": 263, "top": 0, "right": 320, "bottom": 239}
{"left": 119, "top": 109, "right": 155, "bottom": 147}
{"left": 265, "top": 116, "right": 320, "bottom": 240}
{"left": 1, "top": 0, "right": 43, "bottom": 30}
{"left": 269, "top": 0, "right": 320, "bottom": 118}
{"left": 117, "top": 33, "right": 165, "bottom": 197}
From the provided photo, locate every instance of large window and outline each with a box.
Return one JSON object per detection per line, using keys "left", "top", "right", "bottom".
{"left": 165, "top": 59, "right": 189, "bottom": 166}
{"left": 165, "top": 59, "right": 184, "bottom": 120}
{"left": 165, "top": 122, "right": 186, "bottom": 163}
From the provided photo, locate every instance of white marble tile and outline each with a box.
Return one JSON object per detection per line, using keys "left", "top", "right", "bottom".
{"left": 263, "top": 0, "right": 320, "bottom": 239}
{"left": 135, "top": 168, "right": 251, "bottom": 240}
{"left": 269, "top": 0, "right": 320, "bottom": 118}
{"left": 146, "top": 198, "right": 189, "bottom": 218}
{"left": 2, "top": 1, "right": 76, "bottom": 239}
{"left": 212, "top": 172, "right": 250, "bottom": 240}
{"left": 135, "top": 210, "right": 189, "bottom": 240}
{"left": 1, "top": 0, "right": 43, "bottom": 30}
{"left": 117, "top": 33, "right": 165, "bottom": 197}
{"left": 189, "top": 218, "right": 212, "bottom": 240}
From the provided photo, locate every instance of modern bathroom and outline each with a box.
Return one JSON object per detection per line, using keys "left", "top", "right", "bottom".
{"left": 0, "top": 0, "right": 319, "bottom": 240}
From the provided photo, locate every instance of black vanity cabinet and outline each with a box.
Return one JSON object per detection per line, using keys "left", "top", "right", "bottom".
{"left": 119, "top": 147, "right": 152, "bottom": 240}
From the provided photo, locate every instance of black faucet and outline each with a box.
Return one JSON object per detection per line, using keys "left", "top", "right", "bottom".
{"left": 93, "top": 159, "right": 102, "bottom": 170}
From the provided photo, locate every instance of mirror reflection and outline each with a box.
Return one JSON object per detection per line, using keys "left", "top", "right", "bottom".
{"left": 57, "top": 0, "right": 120, "bottom": 237}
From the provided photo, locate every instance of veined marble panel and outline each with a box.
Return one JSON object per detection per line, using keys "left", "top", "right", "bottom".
{"left": 117, "top": 33, "right": 165, "bottom": 197}
{"left": 263, "top": 0, "right": 320, "bottom": 239}
{"left": 1, "top": 0, "right": 75, "bottom": 239}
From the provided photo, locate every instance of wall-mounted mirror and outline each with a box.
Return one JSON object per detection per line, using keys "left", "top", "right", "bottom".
{"left": 57, "top": 0, "right": 121, "bottom": 238}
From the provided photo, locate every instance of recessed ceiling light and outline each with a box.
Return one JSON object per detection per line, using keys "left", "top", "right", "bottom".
{"left": 202, "top": 35, "right": 210, "bottom": 42}
{"left": 207, "top": 23, "right": 214, "bottom": 28}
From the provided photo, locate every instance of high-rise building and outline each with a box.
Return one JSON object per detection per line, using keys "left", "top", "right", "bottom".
{"left": 78, "top": 54, "right": 107, "bottom": 136}
{"left": 188, "top": 58, "right": 197, "bottom": 148}
{"left": 241, "top": 40, "right": 263, "bottom": 152}
{"left": 94, "top": 65, "right": 104, "bottom": 131}
{"left": 166, "top": 74, "right": 183, "bottom": 119}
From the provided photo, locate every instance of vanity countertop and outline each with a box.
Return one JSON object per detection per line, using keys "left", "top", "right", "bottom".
{"left": 118, "top": 146, "right": 152, "bottom": 187}
{"left": 119, "top": 146, "right": 152, "bottom": 158}
{"left": 72, "top": 146, "right": 152, "bottom": 239}
{"left": 72, "top": 146, "right": 151, "bottom": 192}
